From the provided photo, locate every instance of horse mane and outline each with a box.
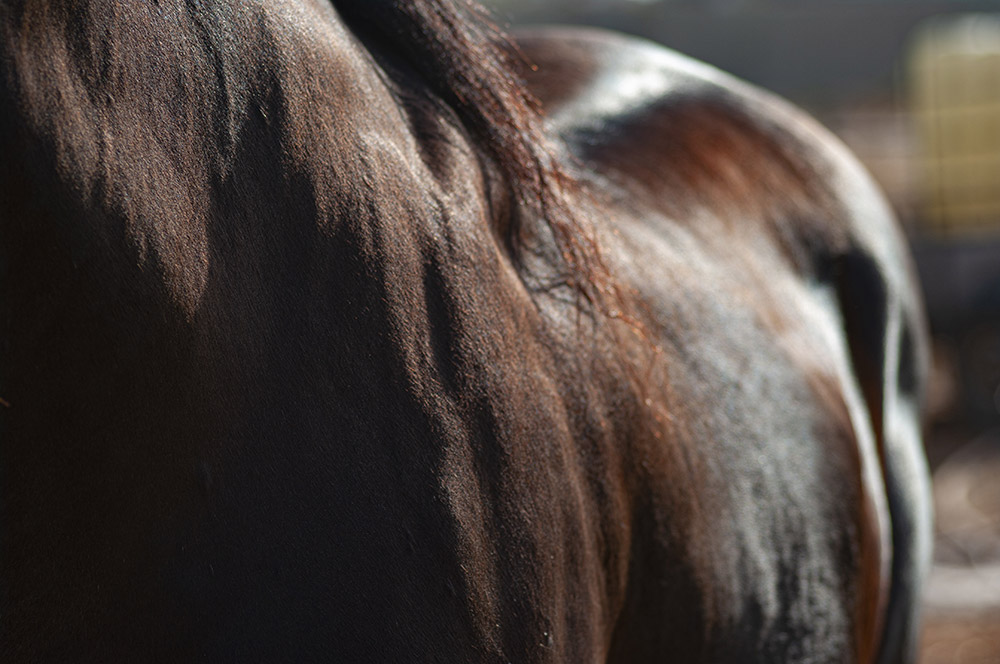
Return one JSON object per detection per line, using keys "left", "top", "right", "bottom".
{"left": 333, "top": 0, "right": 618, "bottom": 318}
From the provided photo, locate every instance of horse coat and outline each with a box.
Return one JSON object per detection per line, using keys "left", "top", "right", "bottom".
{"left": 0, "top": 1, "right": 930, "bottom": 662}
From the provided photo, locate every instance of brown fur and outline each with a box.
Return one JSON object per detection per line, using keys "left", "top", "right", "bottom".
{"left": 0, "top": 3, "right": 930, "bottom": 662}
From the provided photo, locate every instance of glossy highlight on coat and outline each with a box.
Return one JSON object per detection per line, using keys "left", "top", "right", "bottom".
{"left": 0, "top": 1, "right": 931, "bottom": 662}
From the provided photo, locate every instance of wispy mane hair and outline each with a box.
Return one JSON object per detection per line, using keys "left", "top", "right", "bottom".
{"left": 333, "top": 0, "right": 619, "bottom": 317}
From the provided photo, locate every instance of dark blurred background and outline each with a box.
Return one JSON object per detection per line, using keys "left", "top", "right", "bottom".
{"left": 485, "top": 0, "right": 1000, "bottom": 660}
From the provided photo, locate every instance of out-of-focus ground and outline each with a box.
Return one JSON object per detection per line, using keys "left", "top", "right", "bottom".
{"left": 920, "top": 353, "right": 1000, "bottom": 662}
{"left": 922, "top": 612, "right": 1000, "bottom": 664}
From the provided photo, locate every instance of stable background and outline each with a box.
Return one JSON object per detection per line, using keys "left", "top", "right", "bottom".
{"left": 485, "top": 1, "right": 1000, "bottom": 661}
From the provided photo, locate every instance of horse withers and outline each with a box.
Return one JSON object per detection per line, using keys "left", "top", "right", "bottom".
{"left": 0, "top": 1, "right": 930, "bottom": 662}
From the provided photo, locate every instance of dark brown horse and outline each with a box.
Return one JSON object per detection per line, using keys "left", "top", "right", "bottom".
{"left": 0, "top": 1, "right": 930, "bottom": 661}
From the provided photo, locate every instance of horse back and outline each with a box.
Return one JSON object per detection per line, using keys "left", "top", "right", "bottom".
{"left": 0, "top": 7, "right": 931, "bottom": 662}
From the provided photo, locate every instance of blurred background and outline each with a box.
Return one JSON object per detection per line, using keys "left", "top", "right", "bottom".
{"left": 484, "top": 0, "right": 1000, "bottom": 660}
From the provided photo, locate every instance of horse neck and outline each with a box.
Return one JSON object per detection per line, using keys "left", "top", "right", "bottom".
{"left": 3, "top": 0, "right": 503, "bottom": 308}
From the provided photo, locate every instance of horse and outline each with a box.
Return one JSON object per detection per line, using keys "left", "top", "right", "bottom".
{"left": 0, "top": 1, "right": 931, "bottom": 661}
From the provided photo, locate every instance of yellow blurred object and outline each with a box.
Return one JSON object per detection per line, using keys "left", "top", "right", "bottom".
{"left": 909, "top": 15, "right": 1000, "bottom": 235}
